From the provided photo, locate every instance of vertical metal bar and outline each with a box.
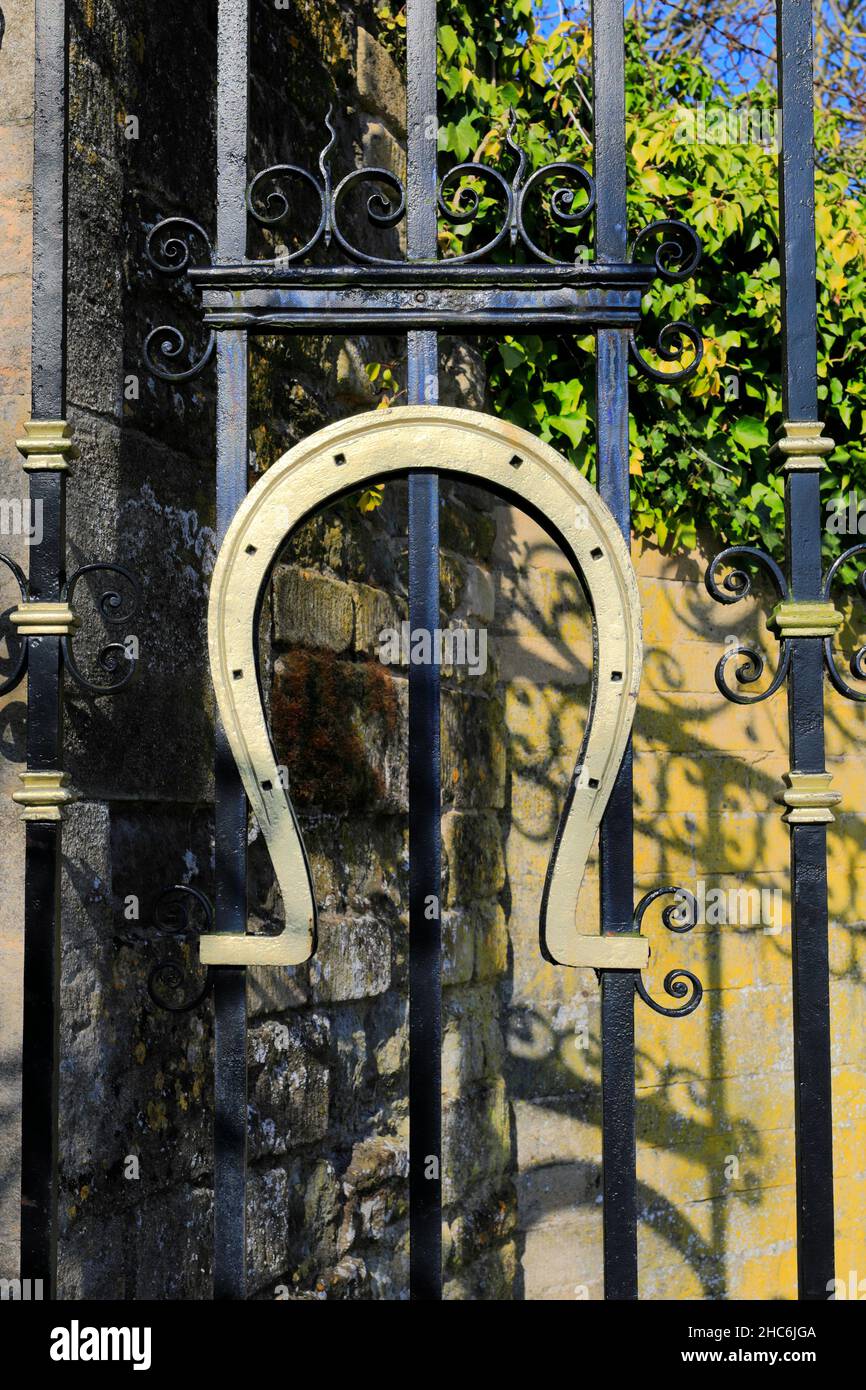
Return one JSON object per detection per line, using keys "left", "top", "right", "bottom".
{"left": 213, "top": 0, "right": 250, "bottom": 1302}
{"left": 591, "top": 0, "right": 627, "bottom": 265}
{"left": 31, "top": 4, "right": 68, "bottom": 422}
{"left": 592, "top": 0, "right": 639, "bottom": 1301}
{"left": 775, "top": 0, "right": 835, "bottom": 1300}
{"left": 406, "top": 0, "right": 442, "bottom": 1302}
{"left": 19, "top": 0, "right": 70, "bottom": 1298}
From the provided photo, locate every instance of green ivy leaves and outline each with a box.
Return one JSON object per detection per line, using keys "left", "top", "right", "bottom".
{"left": 374, "top": 5, "right": 866, "bottom": 558}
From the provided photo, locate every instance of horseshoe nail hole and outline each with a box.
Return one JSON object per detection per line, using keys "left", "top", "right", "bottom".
{"left": 508, "top": 454, "right": 523, "bottom": 469}
{"left": 334, "top": 452, "right": 347, "bottom": 466}
{"left": 245, "top": 544, "right": 257, "bottom": 555}
{"left": 611, "top": 670, "right": 623, "bottom": 682}
{"left": 261, "top": 780, "right": 272, "bottom": 791}
{"left": 588, "top": 776, "right": 600, "bottom": 789}
{"left": 232, "top": 669, "right": 243, "bottom": 680}
{"left": 590, "top": 546, "right": 603, "bottom": 560}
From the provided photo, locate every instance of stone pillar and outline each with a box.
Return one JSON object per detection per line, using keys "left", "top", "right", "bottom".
{"left": 0, "top": 0, "right": 35, "bottom": 1280}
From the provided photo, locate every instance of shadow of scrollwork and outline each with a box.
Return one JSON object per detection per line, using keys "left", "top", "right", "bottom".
{"left": 493, "top": 503, "right": 866, "bottom": 1299}
{"left": 115, "top": 885, "right": 214, "bottom": 1013}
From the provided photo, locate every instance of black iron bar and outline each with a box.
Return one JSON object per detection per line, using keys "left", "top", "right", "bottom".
{"left": 775, "top": 0, "right": 835, "bottom": 1300}
{"left": 191, "top": 263, "right": 654, "bottom": 334}
{"left": 19, "top": 0, "right": 70, "bottom": 1298}
{"left": 213, "top": 0, "right": 250, "bottom": 1303}
{"left": 198, "top": 295, "right": 645, "bottom": 337}
{"left": 592, "top": 0, "right": 639, "bottom": 1301}
{"left": 195, "top": 263, "right": 650, "bottom": 284}
{"left": 406, "top": 0, "right": 442, "bottom": 1302}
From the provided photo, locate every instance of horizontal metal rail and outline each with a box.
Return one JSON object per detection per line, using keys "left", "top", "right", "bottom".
{"left": 193, "top": 264, "right": 652, "bottom": 332}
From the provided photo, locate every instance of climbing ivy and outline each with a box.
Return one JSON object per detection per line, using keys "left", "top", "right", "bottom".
{"left": 371, "top": 4, "right": 866, "bottom": 558}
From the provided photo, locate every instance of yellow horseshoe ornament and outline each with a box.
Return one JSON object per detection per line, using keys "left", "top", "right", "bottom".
{"left": 203, "top": 406, "right": 645, "bottom": 972}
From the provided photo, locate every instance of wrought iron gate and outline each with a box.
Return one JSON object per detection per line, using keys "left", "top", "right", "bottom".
{"left": 9, "top": 0, "right": 851, "bottom": 1302}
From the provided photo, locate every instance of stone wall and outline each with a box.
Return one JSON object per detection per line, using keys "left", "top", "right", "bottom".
{"left": 0, "top": 0, "right": 517, "bottom": 1300}
{"left": 252, "top": 470, "right": 515, "bottom": 1299}
{"left": 0, "top": 0, "right": 864, "bottom": 1303}
{"left": 496, "top": 513, "right": 866, "bottom": 1300}
{"left": 0, "top": 0, "right": 33, "bottom": 1284}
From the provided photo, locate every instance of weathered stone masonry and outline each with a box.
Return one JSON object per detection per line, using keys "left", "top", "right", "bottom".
{"left": 1, "top": 0, "right": 864, "bottom": 1303}
{"left": 0, "top": 0, "right": 517, "bottom": 1299}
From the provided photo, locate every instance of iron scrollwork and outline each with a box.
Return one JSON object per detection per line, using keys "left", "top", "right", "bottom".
{"left": 707, "top": 540, "right": 866, "bottom": 703}
{"left": 822, "top": 542, "right": 866, "bottom": 702}
{"left": 247, "top": 107, "right": 405, "bottom": 266}
{"left": 116, "top": 884, "right": 214, "bottom": 1014}
{"left": 62, "top": 562, "right": 141, "bottom": 694}
{"left": 0, "top": 552, "right": 30, "bottom": 695}
{"left": 248, "top": 106, "right": 596, "bottom": 268}
{"left": 435, "top": 109, "right": 596, "bottom": 265}
{"left": 143, "top": 217, "right": 216, "bottom": 382}
{"left": 628, "top": 219, "right": 703, "bottom": 383}
{"left": 705, "top": 545, "right": 790, "bottom": 703}
{"left": 141, "top": 111, "right": 708, "bottom": 383}
{"left": 0, "top": 558, "right": 140, "bottom": 697}
{"left": 633, "top": 886, "right": 703, "bottom": 1018}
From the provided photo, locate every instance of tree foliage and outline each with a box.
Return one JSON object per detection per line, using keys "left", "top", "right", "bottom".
{"left": 375, "top": 3, "right": 866, "bottom": 557}
{"left": 631, "top": 0, "right": 866, "bottom": 174}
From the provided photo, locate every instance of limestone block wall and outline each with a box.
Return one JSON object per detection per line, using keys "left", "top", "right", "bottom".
{"left": 0, "top": 0, "right": 864, "bottom": 1303}
{"left": 253, "top": 474, "right": 515, "bottom": 1299}
{"left": 0, "top": 0, "right": 33, "bottom": 1284}
{"left": 495, "top": 507, "right": 866, "bottom": 1300}
{"left": 0, "top": 0, "right": 517, "bottom": 1300}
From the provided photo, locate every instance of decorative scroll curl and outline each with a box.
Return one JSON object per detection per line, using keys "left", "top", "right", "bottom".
{"left": 0, "top": 552, "right": 30, "bottom": 695}
{"left": 629, "top": 220, "right": 703, "bottom": 381}
{"left": 437, "top": 113, "right": 596, "bottom": 265}
{"left": 143, "top": 217, "right": 216, "bottom": 382}
{"left": 62, "top": 563, "right": 141, "bottom": 695}
{"left": 631, "top": 219, "right": 702, "bottom": 282}
{"left": 247, "top": 164, "right": 329, "bottom": 249}
{"left": 116, "top": 885, "right": 214, "bottom": 1013}
{"left": 823, "top": 542, "right": 866, "bottom": 702}
{"left": 516, "top": 159, "right": 596, "bottom": 262}
{"left": 437, "top": 160, "right": 514, "bottom": 264}
{"left": 705, "top": 545, "right": 790, "bottom": 704}
{"left": 332, "top": 167, "right": 408, "bottom": 265}
{"left": 0, "top": 557, "right": 140, "bottom": 698}
{"left": 247, "top": 107, "right": 595, "bottom": 268}
{"left": 708, "top": 540, "right": 866, "bottom": 704}
{"left": 633, "top": 886, "right": 703, "bottom": 1018}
